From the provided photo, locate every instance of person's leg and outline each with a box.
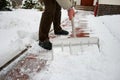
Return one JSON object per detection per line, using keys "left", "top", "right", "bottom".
{"left": 53, "top": 2, "right": 62, "bottom": 33}
{"left": 53, "top": 2, "right": 69, "bottom": 35}
{"left": 39, "top": 0, "right": 56, "bottom": 42}
{"left": 39, "top": 0, "right": 56, "bottom": 50}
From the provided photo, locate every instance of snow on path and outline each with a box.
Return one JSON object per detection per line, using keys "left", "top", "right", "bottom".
{"left": 0, "top": 9, "right": 120, "bottom": 80}
{"left": 32, "top": 11, "right": 104, "bottom": 80}
{"left": 33, "top": 12, "right": 120, "bottom": 80}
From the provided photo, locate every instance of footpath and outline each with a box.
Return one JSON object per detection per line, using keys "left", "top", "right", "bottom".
{"left": 0, "top": 10, "right": 97, "bottom": 80}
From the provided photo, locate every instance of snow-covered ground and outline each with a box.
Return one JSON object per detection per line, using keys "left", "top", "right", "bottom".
{"left": 0, "top": 9, "right": 120, "bottom": 80}
{"left": 0, "top": 9, "right": 67, "bottom": 68}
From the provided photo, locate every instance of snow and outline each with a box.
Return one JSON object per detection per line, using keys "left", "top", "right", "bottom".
{"left": 0, "top": 9, "right": 120, "bottom": 80}
{"left": 0, "top": 9, "right": 41, "bottom": 67}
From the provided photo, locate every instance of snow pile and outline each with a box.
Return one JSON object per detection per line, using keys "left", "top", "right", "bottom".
{"left": 0, "top": 9, "right": 41, "bottom": 67}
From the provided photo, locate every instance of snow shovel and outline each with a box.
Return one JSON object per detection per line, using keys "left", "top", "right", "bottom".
{"left": 71, "top": 17, "right": 76, "bottom": 37}
{"left": 51, "top": 18, "right": 99, "bottom": 54}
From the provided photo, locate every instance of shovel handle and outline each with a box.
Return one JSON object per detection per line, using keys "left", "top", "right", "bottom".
{"left": 71, "top": 17, "right": 76, "bottom": 37}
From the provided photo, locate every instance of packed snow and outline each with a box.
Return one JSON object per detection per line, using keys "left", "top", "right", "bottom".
{"left": 0, "top": 9, "right": 120, "bottom": 80}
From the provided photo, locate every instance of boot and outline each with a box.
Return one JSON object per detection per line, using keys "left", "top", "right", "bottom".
{"left": 55, "top": 30, "right": 69, "bottom": 35}
{"left": 39, "top": 40, "right": 52, "bottom": 50}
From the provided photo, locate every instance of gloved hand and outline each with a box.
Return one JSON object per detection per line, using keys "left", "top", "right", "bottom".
{"left": 68, "top": 8, "right": 75, "bottom": 20}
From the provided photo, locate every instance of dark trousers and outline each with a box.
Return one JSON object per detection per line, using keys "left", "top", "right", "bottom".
{"left": 39, "top": 0, "right": 62, "bottom": 41}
